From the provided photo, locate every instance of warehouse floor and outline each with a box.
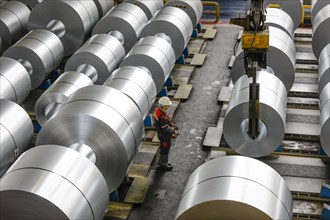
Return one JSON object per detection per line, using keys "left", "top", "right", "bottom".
{"left": 128, "top": 24, "right": 242, "bottom": 220}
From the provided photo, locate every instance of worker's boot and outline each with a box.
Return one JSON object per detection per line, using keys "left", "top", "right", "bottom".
{"left": 157, "top": 154, "right": 173, "bottom": 171}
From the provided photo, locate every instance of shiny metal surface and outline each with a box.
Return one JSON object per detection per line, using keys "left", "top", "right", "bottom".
{"left": 311, "top": 0, "right": 329, "bottom": 22}
{"left": 35, "top": 71, "right": 93, "bottom": 126}
{"left": 318, "top": 43, "right": 330, "bottom": 93}
{"left": 176, "top": 156, "right": 292, "bottom": 220}
{"left": 3, "top": 29, "right": 64, "bottom": 89}
{"left": 28, "top": 0, "right": 99, "bottom": 56}
{"left": 104, "top": 66, "right": 157, "bottom": 118}
{"left": 94, "top": 0, "right": 114, "bottom": 18}
{"left": 0, "top": 145, "right": 108, "bottom": 220}
{"left": 319, "top": 83, "right": 330, "bottom": 156}
{"left": 264, "top": 0, "right": 303, "bottom": 29}
{"left": 16, "top": 0, "right": 43, "bottom": 9}
{"left": 124, "top": 0, "right": 163, "bottom": 19}
{"left": 0, "top": 35, "right": 2, "bottom": 55}
{"left": 232, "top": 26, "right": 296, "bottom": 92}
{"left": 120, "top": 36, "right": 175, "bottom": 93}
{"left": 223, "top": 71, "right": 287, "bottom": 157}
{"left": 65, "top": 34, "right": 125, "bottom": 84}
{"left": 0, "top": 99, "right": 33, "bottom": 177}
{"left": 0, "top": 1, "right": 30, "bottom": 51}
{"left": 265, "top": 8, "right": 294, "bottom": 38}
{"left": 312, "top": 5, "right": 330, "bottom": 59}
{"left": 67, "top": 86, "right": 144, "bottom": 151}
{"left": 0, "top": 57, "right": 31, "bottom": 104}
{"left": 92, "top": 3, "right": 148, "bottom": 53}
{"left": 165, "top": 0, "right": 203, "bottom": 27}
{"left": 36, "top": 86, "right": 144, "bottom": 192}
{"left": 140, "top": 7, "right": 193, "bottom": 59}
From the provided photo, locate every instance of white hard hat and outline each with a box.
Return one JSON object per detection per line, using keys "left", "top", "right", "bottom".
{"left": 158, "top": 96, "right": 172, "bottom": 106}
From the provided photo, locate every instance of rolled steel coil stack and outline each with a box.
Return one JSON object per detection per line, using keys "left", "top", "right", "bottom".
{"left": 0, "top": 57, "right": 31, "bottom": 104}
{"left": 36, "top": 85, "right": 145, "bottom": 193}
{"left": 311, "top": 0, "right": 329, "bottom": 23}
{"left": 104, "top": 66, "right": 157, "bottom": 119}
{"left": 140, "top": 6, "right": 194, "bottom": 59}
{"left": 319, "top": 79, "right": 330, "bottom": 156}
{"left": 2, "top": 29, "right": 64, "bottom": 90}
{"left": 0, "top": 1, "right": 30, "bottom": 54}
{"left": 92, "top": 2, "right": 150, "bottom": 53}
{"left": 311, "top": 3, "right": 330, "bottom": 59}
{"left": 262, "top": 0, "right": 303, "bottom": 30}
{"left": 0, "top": 145, "right": 109, "bottom": 220}
{"left": 232, "top": 26, "right": 296, "bottom": 93}
{"left": 28, "top": 0, "right": 101, "bottom": 56}
{"left": 0, "top": 99, "right": 33, "bottom": 177}
{"left": 223, "top": 70, "right": 287, "bottom": 157}
{"left": 34, "top": 71, "right": 93, "bottom": 126}
{"left": 164, "top": 0, "right": 203, "bottom": 29}
{"left": 120, "top": 35, "right": 176, "bottom": 93}
{"left": 176, "top": 156, "right": 293, "bottom": 220}
{"left": 264, "top": 8, "right": 295, "bottom": 38}
{"left": 123, "top": 0, "right": 163, "bottom": 20}
{"left": 228, "top": 8, "right": 297, "bottom": 157}
{"left": 34, "top": 0, "right": 161, "bottom": 126}
{"left": 0, "top": 1, "right": 203, "bottom": 219}
{"left": 65, "top": 32, "right": 126, "bottom": 84}
{"left": 15, "top": 0, "right": 43, "bottom": 9}
{"left": 312, "top": 2, "right": 330, "bottom": 156}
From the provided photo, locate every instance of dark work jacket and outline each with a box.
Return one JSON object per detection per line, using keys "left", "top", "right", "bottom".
{"left": 154, "top": 107, "right": 175, "bottom": 142}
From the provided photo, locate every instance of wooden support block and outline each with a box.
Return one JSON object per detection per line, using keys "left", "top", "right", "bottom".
{"left": 203, "top": 127, "right": 223, "bottom": 147}
{"left": 218, "top": 87, "right": 232, "bottom": 102}
{"left": 124, "top": 177, "right": 151, "bottom": 204}
{"left": 174, "top": 84, "right": 192, "bottom": 100}
{"left": 190, "top": 54, "right": 206, "bottom": 66}
{"left": 203, "top": 28, "right": 217, "bottom": 39}
{"left": 105, "top": 202, "right": 133, "bottom": 220}
{"left": 171, "top": 64, "right": 195, "bottom": 85}
{"left": 128, "top": 164, "right": 150, "bottom": 178}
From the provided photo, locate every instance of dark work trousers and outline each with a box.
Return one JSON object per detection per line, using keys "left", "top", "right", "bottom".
{"left": 158, "top": 138, "right": 171, "bottom": 166}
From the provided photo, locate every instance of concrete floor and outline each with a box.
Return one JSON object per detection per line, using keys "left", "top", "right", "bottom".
{"left": 128, "top": 25, "right": 242, "bottom": 220}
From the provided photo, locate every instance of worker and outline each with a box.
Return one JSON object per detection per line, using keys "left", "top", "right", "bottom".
{"left": 154, "top": 96, "right": 180, "bottom": 171}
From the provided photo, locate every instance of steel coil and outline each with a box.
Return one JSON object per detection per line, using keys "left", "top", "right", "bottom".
{"left": 65, "top": 33, "right": 125, "bottom": 84}
{"left": 264, "top": 0, "right": 303, "bottom": 29}
{"left": 311, "top": 0, "right": 329, "bottom": 22}
{"left": 0, "top": 36, "right": 2, "bottom": 55}
{"left": 176, "top": 156, "right": 292, "bottom": 220}
{"left": 16, "top": 0, "right": 43, "bottom": 9}
{"left": 0, "top": 57, "right": 31, "bottom": 104}
{"left": 319, "top": 83, "right": 330, "bottom": 156}
{"left": 223, "top": 71, "right": 287, "bottom": 157}
{"left": 28, "top": 0, "right": 99, "bottom": 56}
{"left": 3, "top": 29, "right": 64, "bottom": 89}
{"left": 124, "top": 0, "right": 163, "bottom": 19}
{"left": 265, "top": 8, "right": 294, "bottom": 38}
{"left": 36, "top": 86, "right": 144, "bottom": 192}
{"left": 140, "top": 7, "right": 193, "bottom": 59}
{"left": 164, "top": 0, "right": 203, "bottom": 28}
{"left": 0, "top": 145, "right": 108, "bottom": 220}
{"left": 104, "top": 66, "right": 157, "bottom": 119}
{"left": 0, "top": 99, "right": 33, "bottom": 177}
{"left": 120, "top": 36, "right": 175, "bottom": 93}
{"left": 0, "top": 1, "right": 30, "bottom": 51}
{"left": 92, "top": 3, "right": 148, "bottom": 53}
{"left": 35, "top": 71, "right": 93, "bottom": 126}
{"left": 318, "top": 43, "right": 330, "bottom": 93}
{"left": 312, "top": 4, "right": 330, "bottom": 59}
{"left": 232, "top": 26, "right": 295, "bottom": 92}
{"left": 94, "top": 0, "right": 114, "bottom": 18}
